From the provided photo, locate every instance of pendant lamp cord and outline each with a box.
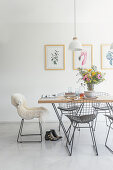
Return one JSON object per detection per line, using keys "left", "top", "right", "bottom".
{"left": 74, "top": 0, "right": 76, "bottom": 37}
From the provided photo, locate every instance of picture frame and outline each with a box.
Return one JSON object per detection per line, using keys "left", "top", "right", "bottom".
{"left": 101, "top": 44, "right": 113, "bottom": 70}
{"left": 45, "top": 45, "right": 65, "bottom": 70}
{"left": 73, "top": 44, "right": 93, "bottom": 70}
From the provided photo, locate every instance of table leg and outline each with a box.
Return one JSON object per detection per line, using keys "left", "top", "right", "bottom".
{"left": 52, "top": 103, "right": 69, "bottom": 141}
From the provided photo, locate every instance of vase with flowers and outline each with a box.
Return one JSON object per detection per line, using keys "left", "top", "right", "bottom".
{"left": 77, "top": 65, "right": 105, "bottom": 97}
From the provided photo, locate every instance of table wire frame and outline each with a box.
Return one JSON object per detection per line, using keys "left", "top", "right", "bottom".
{"left": 64, "top": 100, "right": 98, "bottom": 156}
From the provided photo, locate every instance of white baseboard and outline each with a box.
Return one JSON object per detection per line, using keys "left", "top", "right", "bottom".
{"left": 0, "top": 121, "right": 60, "bottom": 124}
{"left": 0, "top": 120, "right": 106, "bottom": 124}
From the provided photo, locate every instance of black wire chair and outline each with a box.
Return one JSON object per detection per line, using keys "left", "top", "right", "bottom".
{"left": 64, "top": 100, "right": 98, "bottom": 156}
{"left": 92, "top": 92, "right": 112, "bottom": 130}
{"left": 58, "top": 102, "right": 82, "bottom": 131}
{"left": 105, "top": 115, "right": 113, "bottom": 153}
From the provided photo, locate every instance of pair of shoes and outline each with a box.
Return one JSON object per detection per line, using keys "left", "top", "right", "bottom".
{"left": 45, "top": 129, "right": 62, "bottom": 141}
{"left": 50, "top": 129, "right": 62, "bottom": 139}
{"left": 45, "top": 131, "right": 58, "bottom": 141}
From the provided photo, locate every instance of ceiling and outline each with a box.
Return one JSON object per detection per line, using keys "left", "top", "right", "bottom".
{"left": 0, "top": 0, "right": 113, "bottom": 23}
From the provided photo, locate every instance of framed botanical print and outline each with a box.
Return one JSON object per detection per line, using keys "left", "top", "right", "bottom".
{"left": 73, "top": 44, "right": 93, "bottom": 70}
{"left": 45, "top": 45, "right": 65, "bottom": 70}
{"left": 101, "top": 44, "right": 113, "bottom": 70}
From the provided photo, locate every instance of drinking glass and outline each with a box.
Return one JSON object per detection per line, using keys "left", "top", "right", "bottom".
{"left": 75, "top": 88, "right": 79, "bottom": 96}
{"left": 68, "top": 87, "right": 72, "bottom": 93}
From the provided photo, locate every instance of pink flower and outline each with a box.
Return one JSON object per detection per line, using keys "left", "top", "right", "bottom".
{"left": 83, "top": 75, "right": 87, "bottom": 80}
{"left": 97, "top": 74, "right": 101, "bottom": 79}
{"left": 86, "top": 78, "right": 90, "bottom": 81}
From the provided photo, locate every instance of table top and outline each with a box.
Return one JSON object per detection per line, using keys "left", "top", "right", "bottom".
{"left": 38, "top": 96, "right": 113, "bottom": 104}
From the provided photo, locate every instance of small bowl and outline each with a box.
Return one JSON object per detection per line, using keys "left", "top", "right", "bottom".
{"left": 84, "top": 91, "right": 95, "bottom": 98}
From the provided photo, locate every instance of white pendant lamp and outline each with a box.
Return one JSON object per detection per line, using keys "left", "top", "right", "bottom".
{"left": 69, "top": 0, "right": 82, "bottom": 51}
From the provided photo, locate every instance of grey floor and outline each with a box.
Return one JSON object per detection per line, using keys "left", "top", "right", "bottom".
{"left": 0, "top": 121, "right": 113, "bottom": 170}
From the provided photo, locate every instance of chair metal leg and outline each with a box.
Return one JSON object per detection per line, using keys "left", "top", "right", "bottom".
{"left": 17, "top": 119, "right": 42, "bottom": 143}
{"left": 106, "top": 103, "right": 113, "bottom": 128}
{"left": 89, "top": 123, "right": 98, "bottom": 155}
{"left": 89, "top": 123, "right": 95, "bottom": 145}
{"left": 39, "top": 121, "right": 42, "bottom": 142}
{"left": 77, "top": 123, "right": 80, "bottom": 131}
{"left": 20, "top": 119, "right": 24, "bottom": 136}
{"left": 17, "top": 119, "right": 24, "bottom": 143}
{"left": 65, "top": 121, "right": 98, "bottom": 156}
{"left": 93, "top": 110, "right": 98, "bottom": 131}
{"left": 104, "top": 110, "right": 109, "bottom": 127}
{"left": 105, "top": 122, "right": 113, "bottom": 153}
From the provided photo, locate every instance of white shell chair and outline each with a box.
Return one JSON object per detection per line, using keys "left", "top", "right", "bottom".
{"left": 11, "top": 93, "right": 48, "bottom": 143}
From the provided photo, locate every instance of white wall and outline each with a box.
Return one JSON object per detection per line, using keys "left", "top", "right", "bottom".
{"left": 1, "top": 0, "right": 113, "bottom": 122}
{"left": 0, "top": 0, "right": 113, "bottom": 23}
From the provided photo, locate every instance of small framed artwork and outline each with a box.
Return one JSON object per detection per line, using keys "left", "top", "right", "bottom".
{"left": 73, "top": 44, "right": 93, "bottom": 70}
{"left": 45, "top": 45, "right": 65, "bottom": 70}
{"left": 101, "top": 44, "right": 113, "bottom": 70}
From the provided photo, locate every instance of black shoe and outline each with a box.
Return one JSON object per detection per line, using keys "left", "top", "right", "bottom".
{"left": 50, "top": 129, "right": 62, "bottom": 139}
{"left": 45, "top": 131, "right": 58, "bottom": 141}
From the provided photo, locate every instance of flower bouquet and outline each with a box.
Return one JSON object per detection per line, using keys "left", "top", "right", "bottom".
{"left": 78, "top": 65, "right": 105, "bottom": 92}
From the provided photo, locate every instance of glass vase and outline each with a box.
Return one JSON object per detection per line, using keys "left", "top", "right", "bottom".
{"left": 87, "top": 83, "right": 94, "bottom": 91}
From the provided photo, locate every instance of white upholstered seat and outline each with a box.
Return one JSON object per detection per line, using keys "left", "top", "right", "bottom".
{"left": 11, "top": 93, "right": 48, "bottom": 142}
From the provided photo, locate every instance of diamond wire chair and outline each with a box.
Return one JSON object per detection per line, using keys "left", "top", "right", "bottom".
{"left": 65, "top": 100, "right": 98, "bottom": 156}
{"left": 92, "top": 92, "right": 112, "bottom": 130}
{"left": 58, "top": 102, "right": 82, "bottom": 131}
{"left": 105, "top": 115, "right": 113, "bottom": 153}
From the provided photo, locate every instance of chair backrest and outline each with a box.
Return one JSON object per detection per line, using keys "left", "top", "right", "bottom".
{"left": 11, "top": 93, "right": 26, "bottom": 108}
{"left": 95, "top": 92, "right": 109, "bottom": 97}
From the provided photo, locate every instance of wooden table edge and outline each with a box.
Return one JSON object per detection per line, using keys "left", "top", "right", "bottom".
{"left": 38, "top": 99, "right": 113, "bottom": 104}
